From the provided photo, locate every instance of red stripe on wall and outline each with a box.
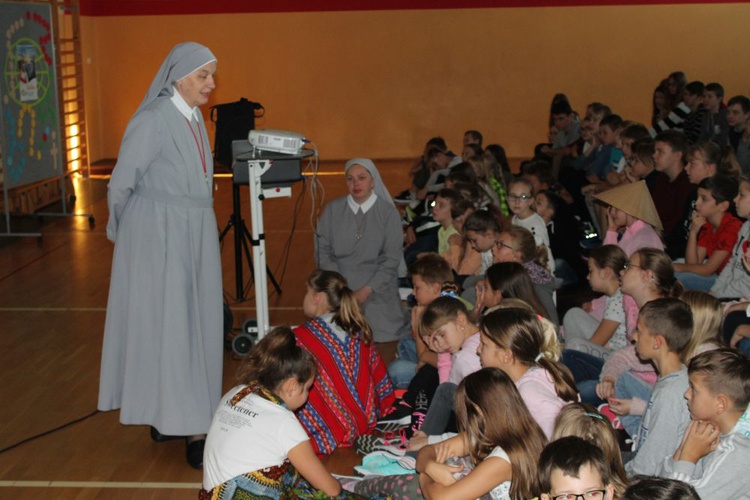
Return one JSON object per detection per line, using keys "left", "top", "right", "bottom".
{"left": 79, "top": 0, "right": 750, "bottom": 17}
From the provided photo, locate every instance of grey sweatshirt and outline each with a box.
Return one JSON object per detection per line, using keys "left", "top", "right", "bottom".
{"left": 625, "top": 367, "right": 690, "bottom": 476}
{"left": 658, "top": 430, "right": 750, "bottom": 499}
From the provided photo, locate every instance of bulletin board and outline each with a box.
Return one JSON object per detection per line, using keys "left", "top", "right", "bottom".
{"left": 0, "top": 1, "right": 63, "bottom": 189}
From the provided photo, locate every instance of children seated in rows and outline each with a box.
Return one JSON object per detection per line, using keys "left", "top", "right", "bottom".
{"left": 349, "top": 368, "right": 547, "bottom": 500}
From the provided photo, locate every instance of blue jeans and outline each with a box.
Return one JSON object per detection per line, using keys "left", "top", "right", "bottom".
{"left": 615, "top": 372, "right": 654, "bottom": 438}
{"left": 388, "top": 336, "right": 418, "bottom": 389}
{"left": 554, "top": 258, "right": 580, "bottom": 288}
{"left": 722, "top": 310, "right": 750, "bottom": 357}
{"left": 562, "top": 349, "right": 605, "bottom": 405}
{"left": 674, "top": 271, "right": 717, "bottom": 292}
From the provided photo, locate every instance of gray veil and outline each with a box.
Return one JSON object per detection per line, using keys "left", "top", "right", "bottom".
{"left": 345, "top": 158, "right": 394, "bottom": 207}
{"left": 135, "top": 42, "right": 216, "bottom": 116}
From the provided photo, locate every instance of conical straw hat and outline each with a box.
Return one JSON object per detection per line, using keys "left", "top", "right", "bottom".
{"left": 593, "top": 181, "right": 663, "bottom": 231}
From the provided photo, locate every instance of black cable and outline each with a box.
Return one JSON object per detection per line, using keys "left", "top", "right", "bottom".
{"left": 0, "top": 409, "right": 100, "bottom": 455}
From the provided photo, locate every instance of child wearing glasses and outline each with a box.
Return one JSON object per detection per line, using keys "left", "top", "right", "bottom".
{"left": 539, "top": 436, "right": 616, "bottom": 500}
{"left": 508, "top": 177, "right": 555, "bottom": 273}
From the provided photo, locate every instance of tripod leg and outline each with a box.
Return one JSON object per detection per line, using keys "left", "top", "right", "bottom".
{"left": 240, "top": 219, "right": 282, "bottom": 295}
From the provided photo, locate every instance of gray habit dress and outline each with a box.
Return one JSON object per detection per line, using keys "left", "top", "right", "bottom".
{"left": 316, "top": 195, "right": 409, "bottom": 343}
{"left": 98, "top": 96, "right": 223, "bottom": 436}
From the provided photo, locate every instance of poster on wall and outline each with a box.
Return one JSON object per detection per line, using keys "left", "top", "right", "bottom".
{"left": 0, "top": 1, "right": 62, "bottom": 189}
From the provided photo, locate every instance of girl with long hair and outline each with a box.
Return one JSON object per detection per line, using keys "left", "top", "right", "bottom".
{"left": 349, "top": 368, "right": 547, "bottom": 500}
{"left": 202, "top": 327, "right": 353, "bottom": 499}
{"left": 477, "top": 307, "right": 578, "bottom": 438}
{"left": 294, "top": 269, "right": 395, "bottom": 455}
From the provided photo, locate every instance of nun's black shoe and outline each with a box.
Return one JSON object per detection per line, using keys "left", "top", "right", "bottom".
{"left": 186, "top": 438, "right": 205, "bottom": 470}
{"left": 150, "top": 426, "right": 182, "bottom": 443}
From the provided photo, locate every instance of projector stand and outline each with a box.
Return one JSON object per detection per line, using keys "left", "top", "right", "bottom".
{"left": 245, "top": 158, "right": 291, "bottom": 337}
{"left": 219, "top": 181, "right": 282, "bottom": 302}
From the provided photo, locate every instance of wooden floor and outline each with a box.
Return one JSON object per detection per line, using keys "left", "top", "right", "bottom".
{"left": 0, "top": 159, "right": 411, "bottom": 499}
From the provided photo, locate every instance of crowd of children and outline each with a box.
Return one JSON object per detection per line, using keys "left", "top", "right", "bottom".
{"left": 198, "top": 74, "right": 750, "bottom": 499}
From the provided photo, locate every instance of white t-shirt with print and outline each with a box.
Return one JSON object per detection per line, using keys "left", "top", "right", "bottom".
{"left": 202, "top": 385, "right": 310, "bottom": 491}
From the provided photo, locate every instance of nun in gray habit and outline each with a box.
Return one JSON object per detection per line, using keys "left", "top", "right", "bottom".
{"left": 98, "top": 42, "right": 222, "bottom": 466}
{"left": 315, "top": 159, "right": 410, "bottom": 343}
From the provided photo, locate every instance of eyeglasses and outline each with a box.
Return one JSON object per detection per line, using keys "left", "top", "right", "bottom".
{"left": 551, "top": 489, "right": 608, "bottom": 500}
{"left": 508, "top": 194, "right": 533, "bottom": 202}
{"left": 495, "top": 241, "right": 515, "bottom": 251}
{"left": 622, "top": 262, "right": 643, "bottom": 271}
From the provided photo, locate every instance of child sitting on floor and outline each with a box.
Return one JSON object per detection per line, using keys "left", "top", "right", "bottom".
{"left": 202, "top": 327, "right": 348, "bottom": 499}
{"left": 294, "top": 270, "right": 395, "bottom": 455}
{"left": 349, "top": 368, "right": 547, "bottom": 500}
{"left": 539, "top": 436, "right": 617, "bottom": 500}
{"left": 552, "top": 403, "right": 628, "bottom": 498}
{"left": 477, "top": 307, "right": 577, "bottom": 438}
{"left": 493, "top": 226, "right": 559, "bottom": 325}
{"left": 563, "top": 245, "right": 636, "bottom": 359}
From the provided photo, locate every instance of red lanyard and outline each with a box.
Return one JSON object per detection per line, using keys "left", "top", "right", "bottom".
{"left": 185, "top": 116, "right": 207, "bottom": 177}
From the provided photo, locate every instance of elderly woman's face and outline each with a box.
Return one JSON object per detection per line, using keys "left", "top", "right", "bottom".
{"left": 346, "top": 164, "right": 375, "bottom": 204}
{"left": 176, "top": 61, "right": 217, "bottom": 108}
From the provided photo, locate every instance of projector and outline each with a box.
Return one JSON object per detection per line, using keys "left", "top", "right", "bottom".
{"left": 248, "top": 129, "right": 305, "bottom": 155}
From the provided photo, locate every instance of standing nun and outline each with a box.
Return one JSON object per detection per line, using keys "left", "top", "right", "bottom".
{"left": 98, "top": 42, "right": 223, "bottom": 470}
{"left": 315, "top": 158, "right": 410, "bottom": 343}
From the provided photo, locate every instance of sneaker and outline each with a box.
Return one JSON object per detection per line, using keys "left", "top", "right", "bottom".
{"left": 355, "top": 434, "right": 385, "bottom": 455}
{"left": 598, "top": 403, "right": 624, "bottom": 430}
{"left": 378, "top": 402, "right": 412, "bottom": 426}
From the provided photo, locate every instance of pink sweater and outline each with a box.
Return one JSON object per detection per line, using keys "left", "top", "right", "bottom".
{"left": 437, "top": 332, "right": 482, "bottom": 385}
{"left": 603, "top": 219, "right": 664, "bottom": 257}
{"left": 516, "top": 367, "right": 569, "bottom": 439}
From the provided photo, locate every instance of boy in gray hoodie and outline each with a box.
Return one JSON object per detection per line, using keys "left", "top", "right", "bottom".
{"left": 624, "top": 298, "right": 692, "bottom": 476}
{"left": 658, "top": 348, "right": 750, "bottom": 499}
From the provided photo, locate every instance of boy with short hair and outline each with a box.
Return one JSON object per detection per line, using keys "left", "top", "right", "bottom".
{"left": 463, "top": 129, "right": 483, "bottom": 147}
{"left": 652, "top": 130, "right": 696, "bottom": 259}
{"left": 658, "top": 348, "right": 750, "bottom": 499}
{"left": 681, "top": 81, "right": 712, "bottom": 144}
{"left": 540, "top": 436, "right": 616, "bottom": 500}
{"left": 673, "top": 175, "right": 741, "bottom": 291}
{"left": 625, "top": 298, "right": 693, "bottom": 477}
{"left": 703, "top": 82, "right": 729, "bottom": 146}
{"left": 387, "top": 254, "right": 456, "bottom": 389}
{"left": 540, "top": 100, "right": 581, "bottom": 178}
{"left": 727, "top": 95, "right": 750, "bottom": 175}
